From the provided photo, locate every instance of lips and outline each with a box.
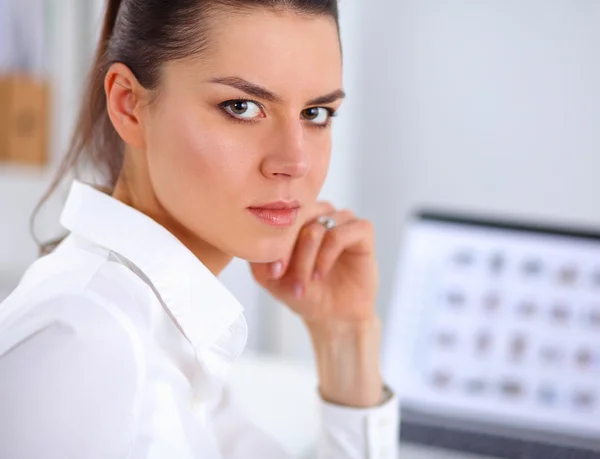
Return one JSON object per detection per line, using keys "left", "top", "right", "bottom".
{"left": 248, "top": 201, "right": 300, "bottom": 227}
{"left": 250, "top": 200, "right": 300, "bottom": 210}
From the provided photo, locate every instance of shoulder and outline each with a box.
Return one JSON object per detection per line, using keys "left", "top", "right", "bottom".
{"left": 12, "top": 235, "right": 150, "bottom": 309}
{"left": 0, "top": 290, "right": 143, "bottom": 389}
{"left": 0, "top": 292, "right": 143, "bottom": 458}
{"left": 0, "top": 234, "right": 152, "bottom": 384}
{"left": 3, "top": 237, "right": 153, "bottom": 345}
{"left": 1, "top": 283, "right": 145, "bottom": 363}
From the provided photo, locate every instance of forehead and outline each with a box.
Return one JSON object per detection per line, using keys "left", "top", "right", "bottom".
{"left": 169, "top": 9, "right": 343, "bottom": 100}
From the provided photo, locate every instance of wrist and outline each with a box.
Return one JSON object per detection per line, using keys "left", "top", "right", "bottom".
{"left": 307, "top": 316, "right": 384, "bottom": 408}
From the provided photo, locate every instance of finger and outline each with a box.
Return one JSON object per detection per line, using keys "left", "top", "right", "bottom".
{"left": 289, "top": 223, "right": 327, "bottom": 297}
{"left": 286, "top": 209, "right": 355, "bottom": 293}
{"left": 302, "top": 201, "right": 335, "bottom": 225}
{"left": 252, "top": 201, "right": 336, "bottom": 284}
{"left": 249, "top": 260, "right": 281, "bottom": 287}
{"left": 251, "top": 206, "right": 354, "bottom": 288}
{"left": 313, "top": 218, "right": 375, "bottom": 279}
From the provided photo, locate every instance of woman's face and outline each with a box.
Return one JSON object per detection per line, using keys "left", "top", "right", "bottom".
{"left": 141, "top": 9, "right": 343, "bottom": 264}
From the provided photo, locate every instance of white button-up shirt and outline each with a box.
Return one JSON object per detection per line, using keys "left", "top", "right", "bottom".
{"left": 0, "top": 181, "right": 399, "bottom": 459}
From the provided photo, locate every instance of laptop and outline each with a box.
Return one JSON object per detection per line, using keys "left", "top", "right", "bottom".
{"left": 383, "top": 210, "right": 600, "bottom": 458}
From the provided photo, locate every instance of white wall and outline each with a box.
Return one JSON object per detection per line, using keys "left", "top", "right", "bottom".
{"left": 358, "top": 0, "right": 600, "bottom": 321}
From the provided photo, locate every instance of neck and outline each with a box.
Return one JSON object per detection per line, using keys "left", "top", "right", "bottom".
{"left": 112, "top": 170, "right": 232, "bottom": 276}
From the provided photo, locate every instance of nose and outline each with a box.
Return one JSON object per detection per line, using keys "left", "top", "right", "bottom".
{"left": 260, "top": 120, "right": 309, "bottom": 180}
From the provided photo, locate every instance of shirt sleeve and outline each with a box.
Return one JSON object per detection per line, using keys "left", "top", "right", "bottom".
{"left": 213, "top": 360, "right": 398, "bottom": 459}
{"left": 317, "top": 389, "right": 399, "bottom": 459}
{"left": 0, "top": 294, "right": 140, "bottom": 459}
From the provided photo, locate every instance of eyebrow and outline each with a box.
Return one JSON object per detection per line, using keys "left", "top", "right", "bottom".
{"left": 209, "top": 76, "right": 346, "bottom": 106}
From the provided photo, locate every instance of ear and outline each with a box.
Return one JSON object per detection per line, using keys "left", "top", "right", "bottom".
{"left": 105, "top": 63, "right": 147, "bottom": 149}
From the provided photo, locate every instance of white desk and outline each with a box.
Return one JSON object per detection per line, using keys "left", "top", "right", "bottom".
{"left": 230, "top": 352, "right": 497, "bottom": 459}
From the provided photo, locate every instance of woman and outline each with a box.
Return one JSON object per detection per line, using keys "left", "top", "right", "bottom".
{"left": 0, "top": 1, "right": 398, "bottom": 458}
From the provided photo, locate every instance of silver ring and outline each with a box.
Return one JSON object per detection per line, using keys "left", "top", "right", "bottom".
{"left": 317, "top": 215, "right": 336, "bottom": 230}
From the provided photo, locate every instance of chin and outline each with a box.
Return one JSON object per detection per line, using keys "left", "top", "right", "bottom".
{"left": 232, "top": 231, "right": 297, "bottom": 264}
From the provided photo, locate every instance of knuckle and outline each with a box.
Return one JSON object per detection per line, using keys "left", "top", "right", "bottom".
{"left": 339, "top": 208, "right": 355, "bottom": 220}
{"left": 304, "top": 224, "right": 323, "bottom": 241}
{"left": 359, "top": 218, "right": 375, "bottom": 234}
{"left": 320, "top": 201, "right": 336, "bottom": 213}
{"left": 324, "top": 228, "right": 340, "bottom": 246}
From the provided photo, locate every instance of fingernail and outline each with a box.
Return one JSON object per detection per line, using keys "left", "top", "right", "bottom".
{"left": 312, "top": 271, "right": 321, "bottom": 281}
{"left": 293, "top": 282, "right": 304, "bottom": 299}
{"left": 270, "top": 261, "right": 283, "bottom": 279}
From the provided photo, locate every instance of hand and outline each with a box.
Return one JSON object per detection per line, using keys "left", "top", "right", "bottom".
{"left": 250, "top": 202, "right": 384, "bottom": 407}
{"left": 250, "top": 201, "right": 379, "bottom": 326}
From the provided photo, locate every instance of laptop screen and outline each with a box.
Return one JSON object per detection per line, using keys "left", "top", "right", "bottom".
{"left": 383, "top": 211, "right": 600, "bottom": 456}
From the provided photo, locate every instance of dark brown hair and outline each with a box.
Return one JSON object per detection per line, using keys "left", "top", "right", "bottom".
{"left": 34, "top": 0, "right": 340, "bottom": 254}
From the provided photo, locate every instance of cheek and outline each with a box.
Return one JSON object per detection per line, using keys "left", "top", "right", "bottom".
{"left": 147, "top": 106, "right": 253, "bottom": 198}
{"left": 307, "top": 135, "right": 332, "bottom": 192}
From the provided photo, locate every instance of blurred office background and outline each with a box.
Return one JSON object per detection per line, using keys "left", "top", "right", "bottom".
{"left": 2, "top": 1, "right": 600, "bottom": 457}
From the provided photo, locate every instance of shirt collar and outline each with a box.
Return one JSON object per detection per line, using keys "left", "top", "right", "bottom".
{"left": 60, "top": 180, "right": 245, "bottom": 354}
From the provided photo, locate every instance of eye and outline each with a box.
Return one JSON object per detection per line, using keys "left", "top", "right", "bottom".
{"left": 222, "top": 100, "right": 263, "bottom": 119}
{"left": 302, "top": 107, "right": 334, "bottom": 126}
